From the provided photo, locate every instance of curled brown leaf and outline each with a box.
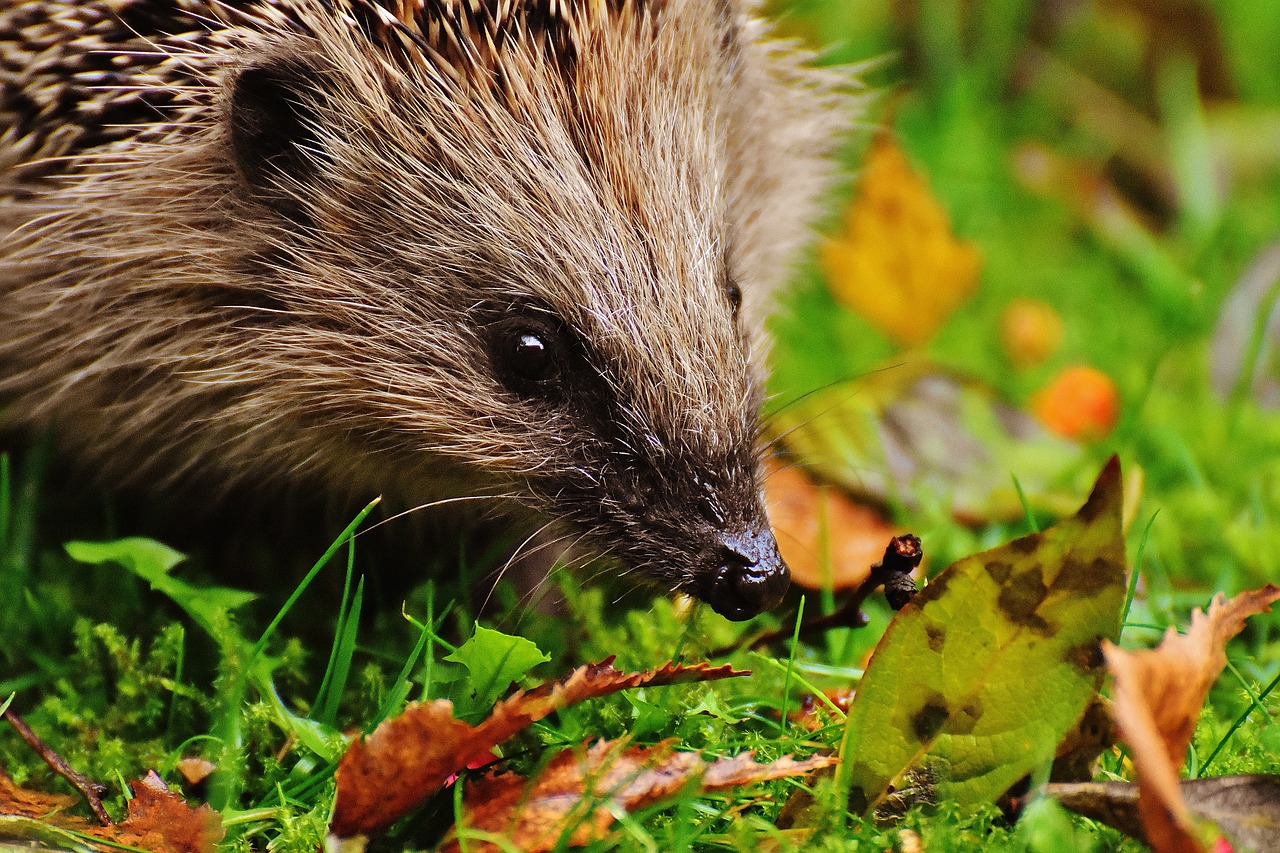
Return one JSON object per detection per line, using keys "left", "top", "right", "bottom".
{"left": 1102, "top": 584, "right": 1280, "bottom": 853}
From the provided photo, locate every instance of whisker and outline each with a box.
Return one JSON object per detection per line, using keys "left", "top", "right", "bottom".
{"left": 478, "top": 519, "right": 562, "bottom": 615}
{"left": 355, "top": 492, "right": 520, "bottom": 537}
{"left": 760, "top": 363, "right": 907, "bottom": 441}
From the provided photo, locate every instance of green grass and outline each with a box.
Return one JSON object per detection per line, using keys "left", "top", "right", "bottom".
{"left": 3, "top": 1, "right": 1280, "bottom": 851}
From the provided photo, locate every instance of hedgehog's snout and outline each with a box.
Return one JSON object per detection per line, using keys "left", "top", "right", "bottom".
{"left": 701, "top": 526, "right": 789, "bottom": 620}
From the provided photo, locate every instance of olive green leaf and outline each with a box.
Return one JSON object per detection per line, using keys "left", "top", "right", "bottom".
{"left": 770, "top": 359, "right": 1086, "bottom": 523}
{"left": 840, "top": 457, "right": 1127, "bottom": 815}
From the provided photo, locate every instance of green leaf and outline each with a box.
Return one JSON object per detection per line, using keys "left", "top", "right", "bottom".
{"left": 444, "top": 624, "right": 550, "bottom": 716}
{"left": 65, "top": 538, "right": 255, "bottom": 640}
{"left": 841, "top": 458, "right": 1128, "bottom": 814}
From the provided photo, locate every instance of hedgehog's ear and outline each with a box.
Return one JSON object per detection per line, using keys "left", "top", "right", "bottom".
{"left": 228, "top": 59, "right": 326, "bottom": 205}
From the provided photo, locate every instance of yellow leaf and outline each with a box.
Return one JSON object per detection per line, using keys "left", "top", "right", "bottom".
{"left": 821, "top": 139, "right": 981, "bottom": 346}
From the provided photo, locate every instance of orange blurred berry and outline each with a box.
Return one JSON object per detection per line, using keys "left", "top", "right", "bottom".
{"left": 1000, "top": 298, "right": 1063, "bottom": 369}
{"left": 1031, "top": 366, "right": 1120, "bottom": 441}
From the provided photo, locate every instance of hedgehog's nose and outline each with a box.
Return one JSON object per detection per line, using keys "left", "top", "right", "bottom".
{"left": 703, "top": 528, "right": 790, "bottom": 621}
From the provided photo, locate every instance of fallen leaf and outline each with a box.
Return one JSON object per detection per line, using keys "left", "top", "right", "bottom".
{"left": 443, "top": 739, "right": 837, "bottom": 853}
{"left": 1103, "top": 584, "right": 1280, "bottom": 853}
{"left": 772, "top": 359, "right": 1085, "bottom": 524}
{"left": 330, "top": 658, "right": 746, "bottom": 839}
{"left": 765, "top": 460, "right": 897, "bottom": 590}
{"left": 0, "top": 769, "right": 82, "bottom": 822}
{"left": 0, "top": 771, "right": 223, "bottom": 853}
{"left": 109, "top": 773, "right": 224, "bottom": 853}
{"left": 821, "top": 137, "right": 982, "bottom": 346}
{"left": 841, "top": 458, "right": 1128, "bottom": 815}
{"left": 1048, "top": 775, "right": 1280, "bottom": 853}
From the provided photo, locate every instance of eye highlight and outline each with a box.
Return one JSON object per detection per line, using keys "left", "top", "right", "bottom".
{"left": 488, "top": 315, "right": 565, "bottom": 396}
{"left": 508, "top": 330, "right": 554, "bottom": 382}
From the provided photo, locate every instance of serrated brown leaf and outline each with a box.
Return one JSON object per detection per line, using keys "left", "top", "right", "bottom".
{"left": 441, "top": 739, "right": 838, "bottom": 853}
{"left": 330, "top": 658, "right": 747, "bottom": 839}
{"left": 1103, "top": 584, "right": 1280, "bottom": 853}
{"left": 0, "top": 771, "right": 222, "bottom": 853}
{"left": 108, "top": 773, "right": 224, "bottom": 853}
{"left": 330, "top": 700, "right": 477, "bottom": 840}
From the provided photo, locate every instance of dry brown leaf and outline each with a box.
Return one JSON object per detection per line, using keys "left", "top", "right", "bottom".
{"left": 765, "top": 461, "right": 898, "bottom": 591}
{"left": 107, "top": 773, "right": 224, "bottom": 853}
{"left": 1049, "top": 775, "right": 1280, "bottom": 853}
{"left": 0, "top": 771, "right": 222, "bottom": 853}
{"left": 0, "top": 768, "right": 81, "bottom": 821}
{"left": 330, "top": 658, "right": 747, "bottom": 839}
{"left": 442, "top": 739, "right": 838, "bottom": 853}
{"left": 175, "top": 758, "right": 216, "bottom": 787}
{"left": 1103, "top": 584, "right": 1280, "bottom": 853}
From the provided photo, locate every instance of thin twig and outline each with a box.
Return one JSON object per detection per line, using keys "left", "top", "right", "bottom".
{"left": 3, "top": 707, "right": 113, "bottom": 826}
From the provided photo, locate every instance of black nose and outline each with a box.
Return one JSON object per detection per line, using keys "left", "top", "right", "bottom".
{"left": 702, "top": 528, "right": 790, "bottom": 620}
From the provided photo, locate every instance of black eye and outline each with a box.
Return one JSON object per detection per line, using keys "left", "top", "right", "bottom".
{"left": 727, "top": 281, "right": 742, "bottom": 315}
{"left": 508, "top": 330, "right": 554, "bottom": 382}
{"left": 489, "top": 316, "right": 565, "bottom": 395}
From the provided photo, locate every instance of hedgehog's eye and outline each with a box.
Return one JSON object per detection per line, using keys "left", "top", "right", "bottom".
{"left": 489, "top": 317, "right": 564, "bottom": 395}
{"left": 726, "top": 281, "right": 743, "bottom": 316}
{"left": 507, "top": 331, "right": 555, "bottom": 382}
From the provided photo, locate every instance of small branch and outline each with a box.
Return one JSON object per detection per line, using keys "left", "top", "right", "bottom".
{"left": 3, "top": 707, "right": 113, "bottom": 826}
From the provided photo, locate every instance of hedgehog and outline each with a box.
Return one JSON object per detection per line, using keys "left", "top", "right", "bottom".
{"left": 0, "top": 0, "right": 853, "bottom": 620}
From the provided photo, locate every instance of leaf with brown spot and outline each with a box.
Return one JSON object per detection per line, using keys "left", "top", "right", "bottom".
{"left": 841, "top": 458, "right": 1128, "bottom": 814}
{"left": 442, "top": 739, "right": 837, "bottom": 853}
{"left": 330, "top": 658, "right": 746, "bottom": 839}
{"left": 764, "top": 460, "right": 898, "bottom": 591}
{"left": 1102, "top": 584, "right": 1280, "bottom": 853}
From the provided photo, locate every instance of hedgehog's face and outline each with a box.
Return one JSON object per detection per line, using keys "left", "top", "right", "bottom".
{"left": 222, "top": 6, "right": 790, "bottom": 619}
{"left": 475, "top": 289, "right": 790, "bottom": 622}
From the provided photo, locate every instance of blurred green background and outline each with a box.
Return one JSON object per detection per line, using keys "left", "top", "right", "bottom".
{"left": 767, "top": 0, "right": 1280, "bottom": 594}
